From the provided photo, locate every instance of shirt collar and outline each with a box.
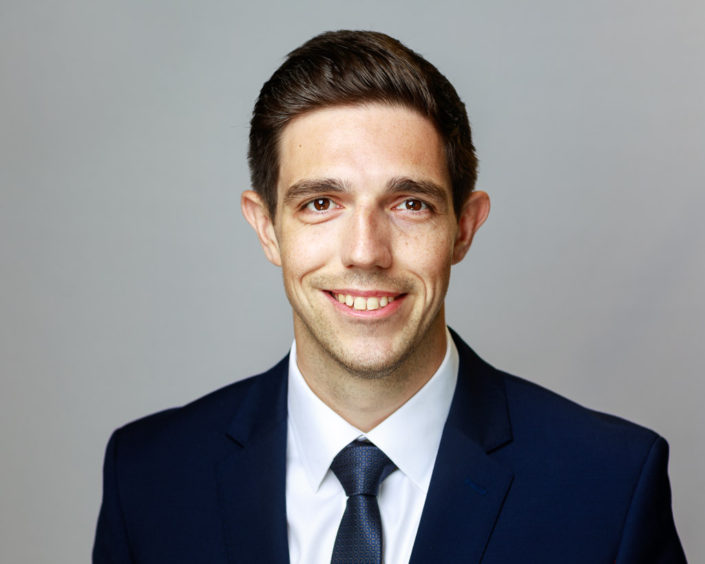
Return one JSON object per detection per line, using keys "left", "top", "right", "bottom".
{"left": 287, "top": 328, "right": 458, "bottom": 493}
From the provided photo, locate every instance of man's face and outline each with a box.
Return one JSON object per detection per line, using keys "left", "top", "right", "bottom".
{"left": 244, "top": 104, "right": 487, "bottom": 378}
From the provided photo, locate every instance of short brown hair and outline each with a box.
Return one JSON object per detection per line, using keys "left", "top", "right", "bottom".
{"left": 248, "top": 30, "right": 478, "bottom": 218}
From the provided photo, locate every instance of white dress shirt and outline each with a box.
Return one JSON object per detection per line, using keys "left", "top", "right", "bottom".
{"left": 286, "top": 329, "right": 459, "bottom": 564}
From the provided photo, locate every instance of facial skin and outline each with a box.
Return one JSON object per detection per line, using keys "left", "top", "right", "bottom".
{"left": 242, "top": 104, "right": 489, "bottom": 429}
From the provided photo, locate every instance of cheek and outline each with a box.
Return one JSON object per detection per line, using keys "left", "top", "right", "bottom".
{"left": 279, "top": 228, "right": 334, "bottom": 276}
{"left": 397, "top": 230, "right": 454, "bottom": 282}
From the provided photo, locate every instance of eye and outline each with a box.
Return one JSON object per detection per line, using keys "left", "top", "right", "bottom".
{"left": 304, "top": 198, "right": 334, "bottom": 212}
{"left": 396, "top": 199, "right": 428, "bottom": 211}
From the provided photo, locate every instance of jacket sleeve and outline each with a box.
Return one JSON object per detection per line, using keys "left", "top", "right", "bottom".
{"left": 615, "top": 436, "right": 687, "bottom": 563}
{"left": 93, "top": 431, "right": 134, "bottom": 564}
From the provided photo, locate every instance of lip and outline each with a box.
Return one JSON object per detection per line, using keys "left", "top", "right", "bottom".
{"left": 324, "top": 290, "right": 405, "bottom": 319}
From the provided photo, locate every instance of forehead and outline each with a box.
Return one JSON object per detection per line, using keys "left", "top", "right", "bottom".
{"left": 276, "top": 104, "right": 451, "bottom": 197}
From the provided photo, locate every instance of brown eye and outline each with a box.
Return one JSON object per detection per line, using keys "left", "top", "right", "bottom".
{"left": 404, "top": 199, "right": 425, "bottom": 211}
{"left": 307, "top": 198, "right": 331, "bottom": 211}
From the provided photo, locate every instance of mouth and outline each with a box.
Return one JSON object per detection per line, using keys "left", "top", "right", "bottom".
{"left": 327, "top": 291, "right": 404, "bottom": 312}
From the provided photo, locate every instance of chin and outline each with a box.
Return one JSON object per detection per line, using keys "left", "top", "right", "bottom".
{"left": 328, "top": 344, "right": 412, "bottom": 380}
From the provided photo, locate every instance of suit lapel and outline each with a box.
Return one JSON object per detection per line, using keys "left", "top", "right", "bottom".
{"left": 215, "top": 358, "right": 290, "bottom": 564}
{"left": 410, "top": 332, "right": 514, "bottom": 563}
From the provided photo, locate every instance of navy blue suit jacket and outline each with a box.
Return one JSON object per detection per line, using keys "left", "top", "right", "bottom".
{"left": 94, "top": 331, "right": 686, "bottom": 562}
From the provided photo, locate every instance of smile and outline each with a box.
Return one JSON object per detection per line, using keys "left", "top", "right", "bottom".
{"left": 330, "top": 292, "right": 398, "bottom": 311}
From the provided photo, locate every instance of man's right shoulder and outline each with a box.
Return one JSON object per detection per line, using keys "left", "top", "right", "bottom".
{"left": 107, "top": 354, "right": 289, "bottom": 462}
{"left": 94, "top": 356, "right": 291, "bottom": 562}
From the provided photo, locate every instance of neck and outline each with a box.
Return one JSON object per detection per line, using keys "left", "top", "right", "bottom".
{"left": 294, "top": 319, "right": 448, "bottom": 432}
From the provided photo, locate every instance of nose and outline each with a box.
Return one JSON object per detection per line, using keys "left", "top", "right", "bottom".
{"left": 340, "top": 206, "right": 392, "bottom": 270}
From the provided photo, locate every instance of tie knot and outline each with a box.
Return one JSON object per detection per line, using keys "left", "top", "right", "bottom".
{"left": 330, "top": 441, "right": 396, "bottom": 497}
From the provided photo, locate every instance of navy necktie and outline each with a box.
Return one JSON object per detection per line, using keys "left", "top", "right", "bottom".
{"left": 330, "top": 440, "right": 397, "bottom": 564}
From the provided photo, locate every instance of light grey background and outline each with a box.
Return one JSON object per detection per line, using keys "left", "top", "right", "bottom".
{"left": 1, "top": 1, "right": 703, "bottom": 561}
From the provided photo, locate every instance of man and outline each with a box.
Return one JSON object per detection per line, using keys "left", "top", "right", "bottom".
{"left": 94, "top": 31, "right": 685, "bottom": 563}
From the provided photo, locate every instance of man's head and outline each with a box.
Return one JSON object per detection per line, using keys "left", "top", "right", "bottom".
{"left": 242, "top": 31, "right": 489, "bottom": 399}
{"left": 248, "top": 30, "right": 478, "bottom": 219}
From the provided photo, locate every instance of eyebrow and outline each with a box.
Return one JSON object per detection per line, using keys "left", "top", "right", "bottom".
{"left": 282, "top": 178, "right": 349, "bottom": 205}
{"left": 385, "top": 177, "right": 449, "bottom": 205}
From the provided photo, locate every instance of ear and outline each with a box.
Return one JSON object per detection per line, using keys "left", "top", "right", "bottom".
{"left": 452, "top": 190, "right": 490, "bottom": 264}
{"left": 241, "top": 190, "right": 282, "bottom": 266}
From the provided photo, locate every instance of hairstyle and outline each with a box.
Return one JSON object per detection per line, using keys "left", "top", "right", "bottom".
{"left": 248, "top": 30, "right": 478, "bottom": 218}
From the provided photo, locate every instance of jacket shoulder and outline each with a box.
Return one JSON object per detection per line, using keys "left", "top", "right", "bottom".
{"left": 501, "top": 370, "right": 660, "bottom": 451}
{"left": 110, "top": 355, "right": 289, "bottom": 463}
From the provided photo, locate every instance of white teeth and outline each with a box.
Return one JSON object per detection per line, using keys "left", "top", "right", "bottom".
{"left": 335, "top": 293, "right": 397, "bottom": 311}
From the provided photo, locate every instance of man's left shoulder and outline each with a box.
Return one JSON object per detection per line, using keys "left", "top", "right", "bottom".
{"left": 485, "top": 368, "right": 684, "bottom": 561}
{"left": 491, "top": 366, "right": 675, "bottom": 514}
{"left": 502, "top": 370, "right": 662, "bottom": 453}
{"left": 452, "top": 330, "right": 666, "bottom": 469}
